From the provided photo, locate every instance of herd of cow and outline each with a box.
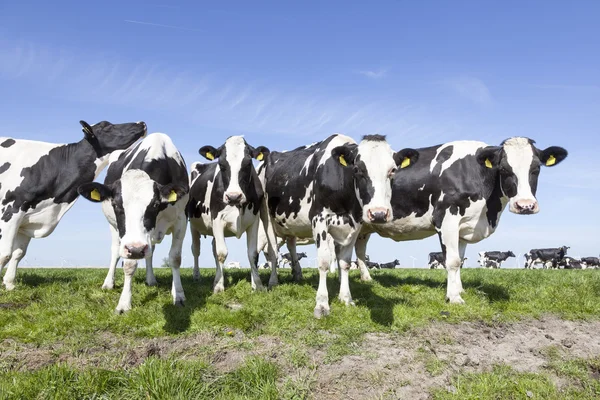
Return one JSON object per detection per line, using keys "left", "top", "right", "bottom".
{"left": 0, "top": 119, "right": 573, "bottom": 316}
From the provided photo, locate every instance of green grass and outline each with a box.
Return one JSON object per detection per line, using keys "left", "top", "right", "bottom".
{"left": 1, "top": 267, "right": 599, "bottom": 399}
{"left": 0, "top": 356, "right": 281, "bottom": 400}
{"left": 1, "top": 268, "right": 598, "bottom": 346}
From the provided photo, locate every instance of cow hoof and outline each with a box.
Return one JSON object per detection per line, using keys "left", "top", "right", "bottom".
{"left": 193, "top": 275, "right": 200, "bottom": 282}
{"left": 101, "top": 283, "right": 114, "bottom": 290}
{"left": 145, "top": 279, "right": 157, "bottom": 287}
{"left": 213, "top": 285, "right": 225, "bottom": 294}
{"left": 3, "top": 282, "right": 15, "bottom": 291}
{"left": 314, "top": 305, "right": 331, "bottom": 319}
{"left": 253, "top": 285, "right": 266, "bottom": 292}
{"left": 115, "top": 306, "right": 131, "bottom": 314}
{"left": 174, "top": 300, "right": 185, "bottom": 307}
{"left": 446, "top": 295, "right": 465, "bottom": 304}
{"left": 268, "top": 279, "right": 279, "bottom": 289}
{"left": 360, "top": 275, "right": 372, "bottom": 282}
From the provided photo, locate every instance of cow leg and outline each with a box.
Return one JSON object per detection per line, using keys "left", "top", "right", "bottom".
{"left": 2, "top": 233, "right": 31, "bottom": 291}
{"left": 355, "top": 233, "right": 372, "bottom": 282}
{"left": 314, "top": 226, "right": 335, "bottom": 318}
{"left": 337, "top": 242, "right": 356, "bottom": 306}
{"left": 145, "top": 245, "right": 157, "bottom": 286}
{"left": 102, "top": 225, "right": 120, "bottom": 290}
{"left": 457, "top": 240, "right": 467, "bottom": 293}
{"left": 211, "top": 227, "right": 227, "bottom": 294}
{"left": 0, "top": 220, "right": 20, "bottom": 283}
{"left": 190, "top": 226, "right": 201, "bottom": 282}
{"left": 259, "top": 201, "right": 279, "bottom": 289}
{"left": 116, "top": 260, "right": 138, "bottom": 313}
{"left": 286, "top": 236, "right": 303, "bottom": 282}
{"left": 246, "top": 218, "right": 264, "bottom": 291}
{"left": 168, "top": 217, "right": 186, "bottom": 306}
{"left": 437, "top": 220, "right": 464, "bottom": 304}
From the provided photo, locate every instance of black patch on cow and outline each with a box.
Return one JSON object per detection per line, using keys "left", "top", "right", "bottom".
{"left": 362, "top": 134, "right": 386, "bottom": 142}
{"left": 0, "top": 162, "right": 10, "bottom": 174}
{"left": 1, "top": 139, "right": 15, "bottom": 148}
{"left": 2, "top": 140, "right": 97, "bottom": 222}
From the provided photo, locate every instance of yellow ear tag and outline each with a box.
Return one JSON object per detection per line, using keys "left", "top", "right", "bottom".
{"left": 401, "top": 157, "right": 411, "bottom": 169}
{"left": 339, "top": 155, "right": 347, "bottom": 167}
{"left": 205, "top": 152, "right": 214, "bottom": 160}
{"left": 90, "top": 189, "right": 101, "bottom": 201}
{"left": 168, "top": 190, "right": 178, "bottom": 202}
{"left": 485, "top": 158, "right": 493, "bottom": 169}
{"left": 546, "top": 155, "right": 556, "bottom": 166}
{"left": 256, "top": 152, "right": 264, "bottom": 161}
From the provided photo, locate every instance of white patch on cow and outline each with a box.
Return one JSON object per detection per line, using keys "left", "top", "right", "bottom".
{"left": 222, "top": 136, "right": 247, "bottom": 203}
{"left": 418, "top": 184, "right": 426, "bottom": 191}
{"left": 429, "top": 141, "right": 487, "bottom": 176}
{"left": 357, "top": 138, "right": 396, "bottom": 222}
{"left": 502, "top": 137, "right": 537, "bottom": 211}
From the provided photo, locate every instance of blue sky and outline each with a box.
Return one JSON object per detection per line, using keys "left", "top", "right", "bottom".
{"left": 1, "top": 1, "right": 598, "bottom": 268}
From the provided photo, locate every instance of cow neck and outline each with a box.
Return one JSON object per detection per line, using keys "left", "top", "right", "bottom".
{"left": 485, "top": 169, "right": 509, "bottom": 228}
{"left": 68, "top": 138, "right": 109, "bottom": 178}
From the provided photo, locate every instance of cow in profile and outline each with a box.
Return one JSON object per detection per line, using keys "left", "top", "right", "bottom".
{"left": 0, "top": 120, "right": 146, "bottom": 290}
{"left": 78, "top": 133, "right": 189, "bottom": 312}
{"left": 581, "top": 257, "right": 600, "bottom": 269}
{"left": 524, "top": 246, "right": 569, "bottom": 269}
{"left": 259, "top": 134, "right": 418, "bottom": 317}
{"left": 188, "top": 136, "right": 272, "bottom": 293}
{"left": 428, "top": 252, "right": 467, "bottom": 269}
{"left": 478, "top": 251, "right": 515, "bottom": 268}
{"left": 360, "top": 138, "right": 567, "bottom": 302}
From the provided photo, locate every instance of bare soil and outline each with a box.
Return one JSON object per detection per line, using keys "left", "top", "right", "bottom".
{"left": 1, "top": 316, "right": 599, "bottom": 399}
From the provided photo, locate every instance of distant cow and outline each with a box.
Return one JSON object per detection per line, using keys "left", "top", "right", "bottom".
{"left": 478, "top": 251, "right": 515, "bottom": 269}
{"left": 379, "top": 259, "right": 400, "bottom": 269}
{"left": 280, "top": 251, "right": 307, "bottom": 268}
{"left": 429, "top": 252, "right": 467, "bottom": 269}
{"left": 524, "top": 246, "right": 569, "bottom": 269}
{"left": 0, "top": 120, "right": 146, "bottom": 290}
{"left": 188, "top": 136, "right": 272, "bottom": 293}
{"left": 559, "top": 256, "right": 585, "bottom": 270}
{"left": 259, "top": 134, "right": 418, "bottom": 317}
{"left": 226, "top": 261, "right": 242, "bottom": 269}
{"left": 581, "top": 257, "right": 600, "bottom": 269}
{"left": 78, "top": 133, "right": 189, "bottom": 312}
{"left": 357, "top": 137, "right": 567, "bottom": 303}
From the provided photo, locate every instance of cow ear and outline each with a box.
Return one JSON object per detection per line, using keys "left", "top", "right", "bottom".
{"left": 476, "top": 146, "right": 502, "bottom": 169}
{"left": 80, "top": 120, "right": 95, "bottom": 140}
{"left": 331, "top": 144, "right": 357, "bottom": 167}
{"left": 199, "top": 146, "right": 220, "bottom": 161}
{"left": 394, "top": 148, "right": 419, "bottom": 169}
{"left": 159, "top": 183, "right": 188, "bottom": 204}
{"left": 78, "top": 182, "right": 112, "bottom": 203}
{"left": 251, "top": 146, "right": 270, "bottom": 161}
{"left": 539, "top": 146, "right": 567, "bottom": 167}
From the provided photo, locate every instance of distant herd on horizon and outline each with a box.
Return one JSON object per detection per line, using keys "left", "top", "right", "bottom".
{"left": 1, "top": 119, "right": 591, "bottom": 317}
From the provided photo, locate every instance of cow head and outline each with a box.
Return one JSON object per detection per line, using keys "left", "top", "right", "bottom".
{"left": 332, "top": 135, "right": 419, "bottom": 224}
{"left": 80, "top": 120, "right": 146, "bottom": 157}
{"left": 78, "top": 170, "right": 187, "bottom": 259}
{"left": 199, "top": 136, "right": 269, "bottom": 207}
{"left": 477, "top": 137, "right": 567, "bottom": 214}
{"left": 507, "top": 251, "right": 516, "bottom": 258}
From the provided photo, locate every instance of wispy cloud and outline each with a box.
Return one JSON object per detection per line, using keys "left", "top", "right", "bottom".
{"left": 124, "top": 19, "right": 202, "bottom": 32}
{"left": 0, "top": 40, "right": 455, "bottom": 145}
{"left": 355, "top": 68, "right": 388, "bottom": 79}
{"left": 441, "top": 76, "right": 492, "bottom": 105}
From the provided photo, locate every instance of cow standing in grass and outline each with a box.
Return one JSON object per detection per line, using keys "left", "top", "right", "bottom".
{"left": 360, "top": 138, "right": 567, "bottom": 303}
{"left": 478, "top": 251, "right": 515, "bottom": 269}
{"left": 260, "top": 134, "right": 419, "bottom": 317}
{"left": 0, "top": 120, "right": 146, "bottom": 290}
{"left": 187, "top": 136, "right": 272, "bottom": 293}
{"left": 524, "top": 246, "right": 569, "bottom": 269}
{"left": 78, "top": 133, "right": 189, "bottom": 312}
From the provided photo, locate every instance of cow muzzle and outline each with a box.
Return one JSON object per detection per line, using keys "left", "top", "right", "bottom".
{"left": 510, "top": 199, "right": 539, "bottom": 215}
{"left": 366, "top": 207, "right": 391, "bottom": 224}
{"left": 123, "top": 243, "right": 149, "bottom": 259}
{"left": 225, "top": 192, "right": 245, "bottom": 207}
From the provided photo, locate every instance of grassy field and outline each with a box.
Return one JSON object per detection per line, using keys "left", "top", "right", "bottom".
{"left": 1, "top": 267, "right": 599, "bottom": 399}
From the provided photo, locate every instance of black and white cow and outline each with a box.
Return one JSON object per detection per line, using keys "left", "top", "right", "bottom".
{"left": 428, "top": 252, "right": 468, "bottom": 269}
{"left": 260, "top": 134, "right": 419, "bottom": 317}
{"left": 280, "top": 251, "right": 307, "bottom": 268}
{"left": 379, "top": 259, "right": 400, "bottom": 269}
{"left": 559, "top": 256, "right": 585, "bottom": 269}
{"left": 361, "top": 137, "right": 567, "bottom": 302}
{"left": 364, "top": 255, "right": 380, "bottom": 270}
{"left": 188, "top": 136, "right": 272, "bottom": 293}
{"left": 524, "top": 246, "right": 569, "bottom": 269}
{"left": 78, "top": 133, "right": 189, "bottom": 312}
{"left": 478, "top": 251, "right": 515, "bottom": 269}
{"left": 581, "top": 257, "right": 600, "bottom": 269}
{"left": 0, "top": 120, "right": 146, "bottom": 290}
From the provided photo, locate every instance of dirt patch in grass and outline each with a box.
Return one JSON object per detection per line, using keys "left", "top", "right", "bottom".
{"left": 1, "top": 316, "right": 600, "bottom": 399}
